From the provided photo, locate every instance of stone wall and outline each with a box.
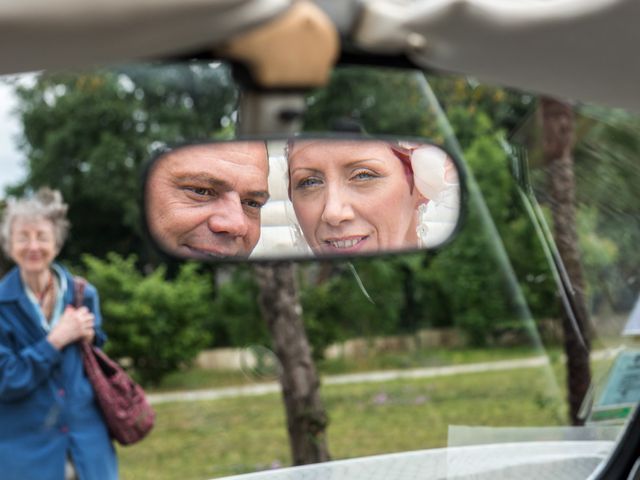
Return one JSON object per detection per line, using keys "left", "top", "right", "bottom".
{"left": 195, "top": 328, "right": 464, "bottom": 370}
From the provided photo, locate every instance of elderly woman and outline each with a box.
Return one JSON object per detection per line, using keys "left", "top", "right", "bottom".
{"left": 287, "top": 139, "right": 459, "bottom": 255}
{"left": 0, "top": 188, "right": 118, "bottom": 480}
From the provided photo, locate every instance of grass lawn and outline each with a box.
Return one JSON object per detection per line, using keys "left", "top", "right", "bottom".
{"left": 118, "top": 364, "right": 567, "bottom": 480}
{"left": 151, "top": 346, "right": 550, "bottom": 393}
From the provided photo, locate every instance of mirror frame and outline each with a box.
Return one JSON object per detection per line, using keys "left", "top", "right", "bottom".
{"left": 140, "top": 132, "right": 468, "bottom": 264}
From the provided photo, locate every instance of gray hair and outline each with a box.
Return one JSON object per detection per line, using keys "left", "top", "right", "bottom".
{"left": 1, "top": 188, "right": 70, "bottom": 257}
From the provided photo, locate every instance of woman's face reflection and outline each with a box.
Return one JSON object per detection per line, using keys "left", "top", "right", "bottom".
{"left": 288, "top": 140, "right": 423, "bottom": 255}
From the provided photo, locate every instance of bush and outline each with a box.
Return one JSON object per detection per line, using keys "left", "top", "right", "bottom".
{"left": 82, "top": 253, "right": 214, "bottom": 385}
{"left": 207, "top": 265, "right": 269, "bottom": 348}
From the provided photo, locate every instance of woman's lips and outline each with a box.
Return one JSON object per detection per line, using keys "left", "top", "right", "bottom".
{"left": 320, "top": 235, "right": 369, "bottom": 253}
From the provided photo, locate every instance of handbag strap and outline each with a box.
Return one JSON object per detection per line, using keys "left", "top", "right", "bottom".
{"left": 73, "top": 276, "right": 93, "bottom": 359}
{"left": 73, "top": 276, "right": 87, "bottom": 308}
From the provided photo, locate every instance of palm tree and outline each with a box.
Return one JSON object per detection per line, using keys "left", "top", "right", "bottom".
{"left": 540, "top": 97, "right": 592, "bottom": 425}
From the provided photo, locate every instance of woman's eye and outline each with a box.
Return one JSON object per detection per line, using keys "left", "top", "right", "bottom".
{"left": 296, "top": 177, "right": 322, "bottom": 189}
{"left": 352, "top": 169, "right": 378, "bottom": 181}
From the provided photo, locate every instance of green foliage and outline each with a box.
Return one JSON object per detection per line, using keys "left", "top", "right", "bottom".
{"left": 12, "top": 72, "right": 145, "bottom": 259}
{"left": 296, "top": 69, "right": 558, "bottom": 347}
{"left": 416, "top": 131, "right": 558, "bottom": 345}
{"left": 524, "top": 105, "right": 640, "bottom": 315}
{"left": 429, "top": 75, "right": 534, "bottom": 149}
{"left": 207, "top": 266, "right": 269, "bottom": 348}
{"left": 577, "top": 207, "right": 619, "bottom": 272}
{"left": 9, "top": 63, "right": 568, "bottom": 350}
{"left": 10, "top": 63, "right": 237, "bottom": 262}
{"left": 81, "top": 253, "right": 214, "bottom": 385}
{"left": 303, "top": 66, "right": 445, "bottom": 141}
{"left": 300, "top": 261, "right": 407, "bottom": 359}
{"left": 420, "top": 223, "right": 516, "bottom": 345}
{"left": 572, "top": 107, "right": 640, "bottom": 312}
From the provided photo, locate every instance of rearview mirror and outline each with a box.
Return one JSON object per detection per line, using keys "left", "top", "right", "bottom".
{"left": 143, "top": 137, "right": 462, "bottom": 261}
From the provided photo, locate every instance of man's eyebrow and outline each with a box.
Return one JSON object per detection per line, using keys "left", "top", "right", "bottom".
{"left": 171, "top": 173, "right": 231, "bottom": 189}
{"left": 248, "top": 190, "right": 270, "bottom": 200}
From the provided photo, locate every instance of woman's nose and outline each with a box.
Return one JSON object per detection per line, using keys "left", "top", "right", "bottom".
{"left": 320, "top": 186, "right": 355, "bottom": 226}
{"left": 207, "top": 193, "right": 249, "bottom": 237}
{"left": 24, "top": 237, "right": 41, "bottom": 249}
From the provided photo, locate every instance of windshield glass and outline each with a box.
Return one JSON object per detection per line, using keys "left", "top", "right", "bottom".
{"left": 0, "top": 62, "right": 632, "bottom": 480}
{"left": 514, "top": 103, "right": 640, "bottom": 425}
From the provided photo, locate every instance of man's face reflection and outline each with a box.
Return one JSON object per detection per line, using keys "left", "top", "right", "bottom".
{"left": 146, "top": 142, "right": 270, "bottom": 258}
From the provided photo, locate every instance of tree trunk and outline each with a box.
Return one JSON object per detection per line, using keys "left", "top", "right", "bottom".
{"left": 254, "top": 262, "right": 331, "bottom": 465}
{"left": 540, "top": 97, "right": 592, "bottom": 425}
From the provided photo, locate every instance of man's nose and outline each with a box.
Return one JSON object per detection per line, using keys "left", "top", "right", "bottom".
{"left": 320, "top": 186, "right": 355, "bottom": 226}
{"left": 207, "top": 193, "right": 249, "bottom": 237}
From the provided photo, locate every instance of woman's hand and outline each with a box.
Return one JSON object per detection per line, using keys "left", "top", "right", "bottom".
{"left": 47, "top": 306, "right": 95, "bottom": 350}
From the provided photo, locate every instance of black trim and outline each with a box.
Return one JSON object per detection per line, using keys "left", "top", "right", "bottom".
{"left": 592, "top": 405, "right": 640, "bottom": 479}
{"left": 140, "top": 132, "right": 468, "bottom": 266}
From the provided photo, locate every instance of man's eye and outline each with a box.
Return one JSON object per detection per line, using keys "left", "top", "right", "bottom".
{"left": 184, "top": 186, "right": 215, "bottom": 198}
{"left": 243, "top": 199, "right": 265, "bottom": 210}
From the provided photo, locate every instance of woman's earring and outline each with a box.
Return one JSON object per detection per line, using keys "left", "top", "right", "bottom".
{"left": 416, "top": 202, "right": 429, "bottom": 248}
{"left": 285, "top": 202, "right": 312, "bottom": 253}
{"left": 290, "top": 222, "right": 309, "bottom": 251}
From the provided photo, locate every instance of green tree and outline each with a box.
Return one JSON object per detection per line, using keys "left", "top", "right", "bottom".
{"left": 572, "top": 107, "right": 640, "bottom": 312}
{"left": 303, "top": 66, "right": 443, "bottom": 140}
{"left": 207, "top": 265, "right": 269, "bottom": 348}
{"left": 300, "top": 260, "right": 407, "bottom": 358}
{"left": 82, "top": 253, "right": 214, "bottom": 385}
{"left": 11, "top": 72, "right": 146, "bottom": 259}
{"left": 10, "top": 63, "right": 237, "bottom": 262}
{"left": 300, "top": 66, "right": 559, "bottom": 346}
{"left": 428, "top": 75, "right": 534, "bottom": 149}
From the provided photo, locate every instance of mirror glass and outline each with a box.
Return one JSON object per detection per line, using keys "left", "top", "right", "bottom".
{"left": 143, "top": 137, "right": 462, "bottom": 260}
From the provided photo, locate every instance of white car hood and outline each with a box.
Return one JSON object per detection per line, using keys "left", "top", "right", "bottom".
{"left": 212, "top": 440, "right": 613, "bottom": 480}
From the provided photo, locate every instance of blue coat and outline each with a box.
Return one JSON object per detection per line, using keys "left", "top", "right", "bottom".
{"left": 0, "top": 265, "right": 118, "bottom": 480}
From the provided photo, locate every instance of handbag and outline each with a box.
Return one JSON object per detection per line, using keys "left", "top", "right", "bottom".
{"left": 74, "top": 277, "right": 156, "bottom": 445}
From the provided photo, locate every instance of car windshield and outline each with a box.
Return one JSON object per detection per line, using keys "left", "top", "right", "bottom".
{"left": 0, "top": 61, "right": 636, "bottom": 480}
{"left": 517, "top": 103, "right": 640, "bottom": 421}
